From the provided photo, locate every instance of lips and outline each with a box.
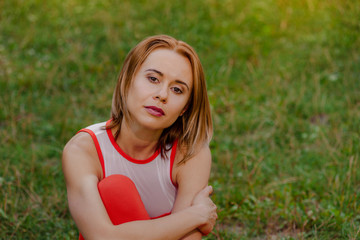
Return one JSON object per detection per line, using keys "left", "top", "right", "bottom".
{"left": 145, "top": 106, "right": 165, "bottom": 117}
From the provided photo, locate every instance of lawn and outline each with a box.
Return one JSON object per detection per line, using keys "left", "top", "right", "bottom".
{"left": 0, "top": 0, "right": 359, "bottom": 239}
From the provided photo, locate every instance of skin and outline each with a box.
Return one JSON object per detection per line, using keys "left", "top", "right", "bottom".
{"left": 62, "top": 48, "right": 217, "bottom": 240}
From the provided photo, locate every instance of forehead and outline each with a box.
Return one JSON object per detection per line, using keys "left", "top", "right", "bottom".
{"left": 139, "top": 48, "right": 193, "bottom": 87}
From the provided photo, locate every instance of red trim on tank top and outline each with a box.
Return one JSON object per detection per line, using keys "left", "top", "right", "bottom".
{"left": 105, "top": 119, "right": 160, "bottom": 164}
{"left": 170, "top": 140, "right": 178, "bottom": 188}
{"left": 77, "top": 129, "right": 106, "bottom": 178}
{"left": 151, "top": 212, "right": 171, "bottom": 219}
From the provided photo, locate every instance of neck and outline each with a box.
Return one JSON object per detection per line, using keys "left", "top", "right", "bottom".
{"left": 114, "top": 118, "right": 163, "bottom": 160}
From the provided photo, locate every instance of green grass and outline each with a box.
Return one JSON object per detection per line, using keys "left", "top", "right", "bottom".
{"left": 1, "top": 0, "right": 359, "bottom": 239}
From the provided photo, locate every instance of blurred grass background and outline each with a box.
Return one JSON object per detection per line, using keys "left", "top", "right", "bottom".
{"left": 0, "top": 0, "right": 359, "bottom": 239}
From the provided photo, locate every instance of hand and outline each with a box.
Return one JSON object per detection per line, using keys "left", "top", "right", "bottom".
{"left": 191, "top": 186, "right": 217, "bottom": 235}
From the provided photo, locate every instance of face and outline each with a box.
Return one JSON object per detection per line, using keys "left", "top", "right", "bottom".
{"left": 125, "top": 48, "right": 193, "bottom": 132}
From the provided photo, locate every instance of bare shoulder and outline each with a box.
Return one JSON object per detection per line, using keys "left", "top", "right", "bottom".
{"left": 173, "top": 143, "right": 212, "bottom": 187}
{"left": 62, "top": 132, "right": 96, "bottom": 167}
{"left": 62, "top": 132, "right": 103, "bottom": 182}
{"left": 174, "top": 143, "right": 212, "bottom": 168}
{"left": 63, "top": 132, "right": 95, "bottom": 157}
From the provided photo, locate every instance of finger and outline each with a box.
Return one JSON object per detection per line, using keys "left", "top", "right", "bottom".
{"left": 209, "top": 189, "right": 214, "bottom": 197}
{"left": 195, "top": 186, "right": 211, "bottom": 198}
{"left": 199, "top": 185, "right": 213, "bottom": 196}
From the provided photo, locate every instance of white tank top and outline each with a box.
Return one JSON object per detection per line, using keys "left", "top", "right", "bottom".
{"left": 78, "top": 120, "right": 178, "bottom": 218}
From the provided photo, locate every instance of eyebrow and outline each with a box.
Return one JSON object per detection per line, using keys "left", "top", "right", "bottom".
{"left": 145, "top": 69, "right": 163, "bottom": 76}
{"left": 145, "top": 69, "right": 190, "bottom": 90}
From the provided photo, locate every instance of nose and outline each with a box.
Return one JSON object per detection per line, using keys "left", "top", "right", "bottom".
{"left": 154, "top": 85, "right": 168, "bottom": 103}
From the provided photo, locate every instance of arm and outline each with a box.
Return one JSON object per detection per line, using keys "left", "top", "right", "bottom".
{"left": 171, "top": 145, "right": 217, "bottom": 240}
{"left": 62, "top": 133, "right": 215, "bottom": 240}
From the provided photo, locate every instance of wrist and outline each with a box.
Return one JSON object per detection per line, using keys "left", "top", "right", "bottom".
{"left": 186, "top": 205, "right": 207, "bottom": 226}
{"left": 198, "top": 224, "right": 212, "bottom": 236}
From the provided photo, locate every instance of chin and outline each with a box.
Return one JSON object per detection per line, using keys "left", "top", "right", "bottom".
{"left": 143, "top": 119, "right": 176, "bottom": 131}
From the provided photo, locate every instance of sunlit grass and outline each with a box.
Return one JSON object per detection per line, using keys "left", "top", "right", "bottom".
{"left": 1, "top": 0, "right": 359, "bottom": 239}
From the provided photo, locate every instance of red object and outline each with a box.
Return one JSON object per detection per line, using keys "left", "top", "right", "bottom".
{"left": 79, "top": 175, "right": 150, "bottom": 240}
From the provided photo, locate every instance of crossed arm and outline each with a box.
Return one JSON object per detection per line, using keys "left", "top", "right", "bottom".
{"left": 62, "top": 133, "right": 217, "bottom": 240}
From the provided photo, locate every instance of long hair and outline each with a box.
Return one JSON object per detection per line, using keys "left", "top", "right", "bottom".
{"left": 108, "top": 35, "right": 212, "bottom": 164}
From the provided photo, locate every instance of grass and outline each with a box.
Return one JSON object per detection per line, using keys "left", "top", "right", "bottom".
{"left": 1, "top": 0, "right": 359, "bottom": 239}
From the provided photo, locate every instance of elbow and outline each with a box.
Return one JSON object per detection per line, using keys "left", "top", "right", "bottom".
{"left": 80, "top": 225, "right": 144, "bottom": 240}
{"left": 77, "top": 222, "right": 117, "bottom": 240}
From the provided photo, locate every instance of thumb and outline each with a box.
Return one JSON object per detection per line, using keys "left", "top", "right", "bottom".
{"left": 200, "top": 185, "right": 213, "bottom": 197}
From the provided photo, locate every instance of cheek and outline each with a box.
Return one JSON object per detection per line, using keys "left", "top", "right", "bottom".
{"left": 169, "top": 98, "right": 189, "bottom": 116}
{"left": 133, "top": 79, "right": 157, "bottom": 97}
{"left": 130, "top": 82, "right": 143, "bottom": 95}
{"left": 128, "top": 81, "right": 149, "bottom": 100}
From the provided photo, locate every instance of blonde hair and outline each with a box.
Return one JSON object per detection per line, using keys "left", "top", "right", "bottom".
{"left": 109, "top": 35, "right": 212, "bottom": 164}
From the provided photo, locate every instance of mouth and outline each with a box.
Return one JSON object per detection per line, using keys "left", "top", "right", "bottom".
{"left": 145, "top": 106, "right": 165, "bottom": 117}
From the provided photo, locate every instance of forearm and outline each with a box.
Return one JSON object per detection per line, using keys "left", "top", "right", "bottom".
{"left": 93, "top": 206, "right": 205, "bottom": 240}
{"left": 179, "top": 229, "right": 202, "bottom": 240}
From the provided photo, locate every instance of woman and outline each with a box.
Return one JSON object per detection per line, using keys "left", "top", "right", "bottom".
{"left": 62, "top": 35, "right": 217, "bottom": 240}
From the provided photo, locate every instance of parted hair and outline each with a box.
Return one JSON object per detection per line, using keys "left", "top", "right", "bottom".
{"left": 108, "top": 35, "right": 212, "bottom": 164}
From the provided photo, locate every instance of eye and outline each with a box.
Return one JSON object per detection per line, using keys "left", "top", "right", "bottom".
{"left": 148, "top": 76, "right": 159, "bottom": 83}
{"left": 172, "top": 87, "right": 183, "bottom": 94}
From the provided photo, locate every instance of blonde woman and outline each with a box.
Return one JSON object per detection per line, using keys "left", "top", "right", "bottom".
{"left": 62, "top": 35, "right": 217, "bottom": 240}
